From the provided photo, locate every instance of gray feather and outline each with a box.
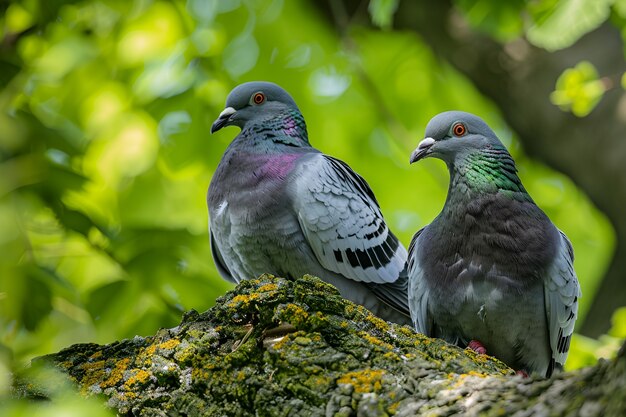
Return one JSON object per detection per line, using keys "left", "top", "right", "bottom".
{"left": 407, "top": 111, "right": 581, "bottom": 376}
{"left": 544, "top": 231, "right": 580, "bottom": 373}
{"left": 208, "top": 82, "right": 411, "bottom": 325}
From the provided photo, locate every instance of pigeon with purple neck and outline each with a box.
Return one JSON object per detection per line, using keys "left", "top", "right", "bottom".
{"left": 208, "top": 81, "right": 411, "bottom": 325}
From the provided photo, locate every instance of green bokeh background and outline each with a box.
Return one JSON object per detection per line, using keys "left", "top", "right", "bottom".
{"left": 0, "top": 0, "right": 624, "bottom": 413}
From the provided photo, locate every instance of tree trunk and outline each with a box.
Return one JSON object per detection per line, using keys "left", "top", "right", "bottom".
{"left": 28, "top": 275, "right": 626, "bottom": 417}
{"left": 313, "top": 0, "right": 626, "bottom": 337}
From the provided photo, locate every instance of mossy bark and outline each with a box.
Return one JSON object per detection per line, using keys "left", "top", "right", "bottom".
{"left": 32, "top": 275, "right": 626, "bottom": 416}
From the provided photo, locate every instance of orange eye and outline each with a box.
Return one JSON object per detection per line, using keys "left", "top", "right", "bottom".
{"left": 452, "top": 122, "right": 467, "bottom": 137}
{"left": 252, "top": 92, "right": 265, "bottom": 105}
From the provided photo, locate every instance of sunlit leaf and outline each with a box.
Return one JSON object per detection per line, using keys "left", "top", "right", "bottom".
{"left": 191, "top": 28, "right": 227, "bottom": 56}
{"left": 368, "top": 0, "right": 399, "bottom": 29}
{"left": 186, "top": 0, "right": 219, "bottom": 23}
{"left": 454, "top": 0, "right": 525, "bottom": 41}
{"left": 550, "top": 61, "right": 606, "bottom": 116}
{"left": 527, "top": 0, "right": 615, "bottom": 51}
{"left": 158, "top": 111, "right": 192, "bottom": 145}
{"left": 33, "top": 37, "right": 97, "bottom": 81}
{"left": 609, "top": 307, "right": 626, "bottom": 338}
{"left": 223, "top": 33, "right": 260, "bottom": 78}
{"left": 83, "top": 112, "right": 159, "bottom": 184}
{"left": 309, "top": 66, "right": 351, "bottom": 100}
{"left": 80, "top": 83, "right": 130, "bottom": 135}
{"left": 286, "top": 44, "right": 312, "bottom": 68}
{"left": 134, "top": 52, "right": 196, "bottom": 102}
{"left": 116, "top": 2, "right": 183, "bottom": 67}
{"left": 4, "top": 3, "right": 34, "bottom": 33}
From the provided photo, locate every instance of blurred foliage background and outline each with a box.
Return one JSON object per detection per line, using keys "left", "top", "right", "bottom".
{"left": 1, "top": 0, "right": 625, "bottom": 413}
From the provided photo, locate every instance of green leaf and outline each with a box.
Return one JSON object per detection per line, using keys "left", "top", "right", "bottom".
{"left": 22, "top": 267, "right": 54, "bottom": 331}
{"left": 527, "top": 0, "right": 615, "bottom": 51}
{"left": 609, "top": 307, "right": 626, "bottom": 338}
{"left": 223, "top": 33, "right": 259, "bottom": 78}
{"left": 614, "top": 0, "right": 626, "bottom": 16}
{"left": 4, "top": 3, "right": 34, "bottom": 34}
{"left": 368, "top": 0, "right": 399, "bottom": 29}
{"left": 550, "top": 61, "right": 606, "bottom": 116}
{"left": 454, "top": 0, "right": 525, "bottom": 41}
{"left": 85, "top": 280, "right": 128, "bottom": 319}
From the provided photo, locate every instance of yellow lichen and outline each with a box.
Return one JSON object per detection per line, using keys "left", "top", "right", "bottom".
{"left": 79, "top": 360, "right": 106, "bottom": 391}
{"left": 271, "top": 334, "right": 292, "bottom": 351}
{"left": 134, "top": 339, "right": 181, "bottom": 367}
{"left": 359, "top": 332, "right": 393, "bottom": 350}
{"left": 396, "top": 326, "right": 415, "bottom": 337}
{"left": 102, "top": 358, "right": 131, "bottom": 388}
{"left": 452, "top": 372, "right": 489, "bottom": 388}
{"left": 337, "top": 369, "right": 385, "bottom": 393}
{"left": 144, "top": 344, "right": 157, "bottom": 357}
{"left": 383, "top": 351, "right": 400, "bottom": 361}
{"left": 158, "top": 339, "right": 180, "bottom": 350}
{"left": 174, "top": 345, "right": 196, "bottom": 363}
{"left": 227, "top": 293, "right": 260, "bottom": 308}
{"left": 124, "top": 368, "right": 152, "bottom": 389}
{"left": 256, "top": 283, "right": 278, "bottom": 292}
{"left": 281, "top": 303, "right": 309, "bottom": 326}
{"left": 89, "top": 351, "right": 103, "bottom": 359}
{"left": 365, "top": 314, "right": 390, "bottom": 332}
{"left": 191, "top": 367, "right": 209, "bottom": 381}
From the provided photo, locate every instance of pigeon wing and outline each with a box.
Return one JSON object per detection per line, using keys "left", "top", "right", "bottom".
{"left": 543, "top": 231, "right": 581, "bottom": 377}
{"left": 210, "top": 228, "right": 238, "bottom": 284}
{"left": 292, "top": 154, "right": 408, "bottom": 286}
{"left": 407, "top": 227, "right": 432, "bottom": 335}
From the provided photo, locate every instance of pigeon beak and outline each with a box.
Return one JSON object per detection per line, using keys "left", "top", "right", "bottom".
{"left": 410, "top": 137, "right": 435, "bottom": 164}
{"left": 211, "top": 107, "right": 236, "bottom": 134}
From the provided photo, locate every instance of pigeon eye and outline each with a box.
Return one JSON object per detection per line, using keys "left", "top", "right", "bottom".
{"left": 252, "top": 92, "right": 266, "bottom": 105}
{"left": 452, "top": 122, "right": 467, "bottom": 137}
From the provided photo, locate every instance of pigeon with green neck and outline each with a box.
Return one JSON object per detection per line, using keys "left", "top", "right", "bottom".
{"left": 407, "top": 111, "right": 580, "bottom": 377}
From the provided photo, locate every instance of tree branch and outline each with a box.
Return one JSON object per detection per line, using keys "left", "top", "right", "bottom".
{"left": 26, "top": 275, "right": 626, "bottom": 416}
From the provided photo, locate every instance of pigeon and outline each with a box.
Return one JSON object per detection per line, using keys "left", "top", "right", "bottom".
{"left": 407, "top": 111, "right": 580, "bottom": 377}
{"left": 207, "top": 81, "right": 411, "bottom": 325}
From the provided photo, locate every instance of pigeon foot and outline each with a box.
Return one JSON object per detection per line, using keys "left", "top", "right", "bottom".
{"left": 468, "top": 339, "right": 487, "bottom": 355}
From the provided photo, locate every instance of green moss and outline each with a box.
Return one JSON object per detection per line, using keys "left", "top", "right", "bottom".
{"left": 37, "top": 274, "right": 519, "bottom": 416}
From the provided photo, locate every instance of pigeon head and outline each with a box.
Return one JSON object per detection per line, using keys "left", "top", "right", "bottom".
{"left": 409, "top": 111, "right": 503, "bottom": 165}
{"left": 211, "top": 81, "right": 301, "bottom": 133}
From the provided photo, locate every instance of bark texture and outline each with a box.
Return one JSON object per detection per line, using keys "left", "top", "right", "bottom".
{"left": 32, "top": 275, "right": 626, "bottom": 416}
{"left": 315, "top": 0, "right": 626, "bottom": 337}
